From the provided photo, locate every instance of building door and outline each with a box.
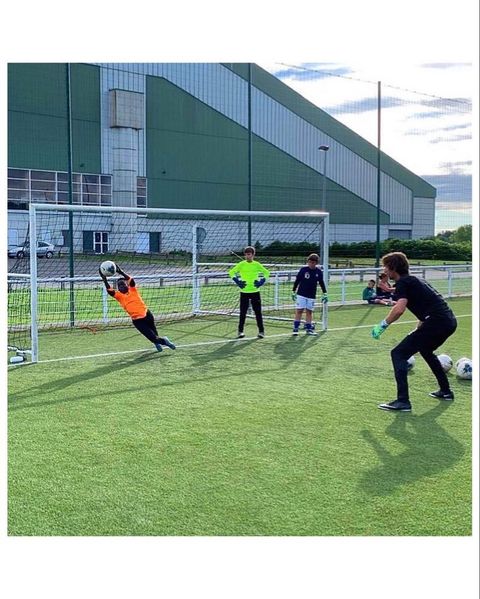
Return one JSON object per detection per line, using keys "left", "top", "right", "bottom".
{"left": 149, "top": 232, "right": 161, "bottom": 253}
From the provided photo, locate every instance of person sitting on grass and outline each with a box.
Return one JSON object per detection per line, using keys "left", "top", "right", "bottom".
{"left": 376, "top": 272, "right": 396, "bottom": 300}
{"left": 363, "top": 279, "right": 395, "bottom": 306}
{"left": 99, "top": 263, "right": 176, "bottom": 353}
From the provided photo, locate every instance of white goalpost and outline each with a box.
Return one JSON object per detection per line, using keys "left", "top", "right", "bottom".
{"left": 9, "top": 203, "right": 329, "bottom": 363}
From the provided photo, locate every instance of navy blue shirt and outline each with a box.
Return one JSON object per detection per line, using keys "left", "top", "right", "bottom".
{"left": 293, "top": 266, "right": 326, "bottom": 299}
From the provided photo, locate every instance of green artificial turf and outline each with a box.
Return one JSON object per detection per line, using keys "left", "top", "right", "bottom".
{"left": 8, "top": 297, "right": 472, "bottom": 536}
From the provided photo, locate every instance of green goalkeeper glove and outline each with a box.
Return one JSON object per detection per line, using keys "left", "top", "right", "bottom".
{"left": 321, "top": 293, "right": 328, "bottom": 304}
{"left": 291, "top": 292, "right": 297, "bottom": 301}
{"left": 371, "top": 319, "right": 389, "bottom": 339}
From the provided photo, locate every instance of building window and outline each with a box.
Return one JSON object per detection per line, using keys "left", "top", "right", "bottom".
{"left": 8, "top": 169, "right": 29, "bottom": 204}
{"left": 137, "top": 177, "right": 147, "bottom": 208}
{"left": 31, "top": 170, "right": 56, "bottom": 203}
{"left": 82, "top": 174, "right": 100, "bottom": 205}
{"left": 389, "top": 229, "right": 412, "bottom": 240}
{"left": 7, "top": 169, "right": 112, "bottom": 207}
{"left": 101, "top": 176, "right": 112, "bottom": 206}
{"left": 94, "top": 232, "right": 109, "bottom": 254}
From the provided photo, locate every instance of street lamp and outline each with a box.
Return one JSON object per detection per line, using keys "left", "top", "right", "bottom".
{"left": 318, "top": 145, "right": 330, "bottom": 212}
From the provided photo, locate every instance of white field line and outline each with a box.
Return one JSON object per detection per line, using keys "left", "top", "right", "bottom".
{"left": 8, "top": 313, "right": 472, "bottom": 367}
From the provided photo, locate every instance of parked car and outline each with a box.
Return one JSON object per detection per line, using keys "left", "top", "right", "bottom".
{"left": 8, "top": 241, "right": 55, "bottom": 259}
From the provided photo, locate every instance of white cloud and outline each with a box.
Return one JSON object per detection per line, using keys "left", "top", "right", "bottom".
{"left": 258, "top": 61, "right": 474, "bottom": 230}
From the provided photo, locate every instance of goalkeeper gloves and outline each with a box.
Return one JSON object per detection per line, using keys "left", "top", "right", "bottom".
{"left": 291, "top": 292, "right": 297, "bottom": 301}
{"left": 371, "top": 319, "right": 389, "bottom": 339}
{"left": 254, "top": 277, "right": 266, "bottom": 288}
{"left": 232, "top": 276, "right": 246, "bottom": 289}
{"left": 321, "top": 293, "right": 328, "bottom": 303}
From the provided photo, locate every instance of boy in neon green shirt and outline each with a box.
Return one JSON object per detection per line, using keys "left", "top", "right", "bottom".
{"left": 228, "top": 246, "right": 270, "bottom": 338}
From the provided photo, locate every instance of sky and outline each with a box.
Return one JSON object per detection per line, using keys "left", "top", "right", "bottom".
{"left": 258, "top": 61, "right": 473, "bottom": 233}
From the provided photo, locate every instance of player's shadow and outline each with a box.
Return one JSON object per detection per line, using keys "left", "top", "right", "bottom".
{"left": 358, "top": 402, "right": 465, "bottom": 496}
{"left": 272, "top": 330, "right": 326, "bottom": 362}
{"left": 8, "top": 351, "right": 163, "bottom": 408}
{"left": 189, "top": 338, "right": 257, "bottom": 365}
{"left": 312, "top": 306, "right": 377, "bottom": 375}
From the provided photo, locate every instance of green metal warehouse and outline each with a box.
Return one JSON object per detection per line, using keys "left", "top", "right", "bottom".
{"left": 8, "top": 62, "right": 436, "bottom": 253}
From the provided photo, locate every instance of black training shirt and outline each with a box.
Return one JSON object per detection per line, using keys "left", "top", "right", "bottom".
{"left": 394, "top": 275, "right": 454, "bottom": 321}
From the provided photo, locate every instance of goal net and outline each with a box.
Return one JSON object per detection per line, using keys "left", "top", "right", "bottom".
{"left": 8, "top": 204, "right": 329, "bottom": 363}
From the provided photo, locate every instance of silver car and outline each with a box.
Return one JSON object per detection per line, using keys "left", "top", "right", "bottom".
{"left": 8, "top": 241, "right": 55, "bottom": 259}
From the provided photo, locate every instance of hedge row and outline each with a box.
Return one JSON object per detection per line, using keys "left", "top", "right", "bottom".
{"left": 258, "top": 239, "right": 472, "bottom": 261}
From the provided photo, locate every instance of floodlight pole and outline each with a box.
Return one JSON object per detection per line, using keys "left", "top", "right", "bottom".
{"left": 375, "top": 81, "right": 382, "bottom": 268}
{"left": 318, "top": 145, "right": 330, "bottom": 331}
{"left": 318, "top": 145, "right": 329, "bottom": 212}
{"left": 247, "top": 63, "right": 253, "bottom": 245}
{"left": 66, "top": 63, "right": 75, "bottom": 327}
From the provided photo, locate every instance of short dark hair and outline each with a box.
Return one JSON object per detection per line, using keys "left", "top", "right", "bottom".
{"left": 244, "top": 246, "right": 255, "bottom": 255}
{"left": 307, "top": 253, "right": 319, "bottom": 262}
{"left": 369, "top": 279, "right": 376, "bottom": 284}
{"left": 382, "top": 251, "right": 410, "bottom": 275}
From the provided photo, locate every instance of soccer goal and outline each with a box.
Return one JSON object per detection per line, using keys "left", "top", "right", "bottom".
{"left": 8, "top": 203, "right": 329, "bottom": 362}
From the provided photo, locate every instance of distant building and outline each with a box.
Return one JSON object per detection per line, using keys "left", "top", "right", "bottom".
{"left": 8, "top": 63, "right": 435, "bottom": 253}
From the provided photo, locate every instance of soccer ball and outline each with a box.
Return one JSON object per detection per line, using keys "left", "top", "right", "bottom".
{"left": 456, "top": 358, "right": 472, "bottom": 380}
{"left": 100, "top": 260, "right": 116, "bottom": 277}
{"left": 455, "top": 357, "right": 469, "bottom": 369}
{"left": 437, "top": 354, "right": 453, "bottom": 373}
{"left": 407, "top": 355, "right": 416, "bottom": 371}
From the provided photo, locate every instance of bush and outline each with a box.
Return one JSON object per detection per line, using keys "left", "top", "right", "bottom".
{"left": 261, "top": 240, "right": 319, "bottom": 256}
{"left": 261, "top": 238, "right": 471, "bottom": 262}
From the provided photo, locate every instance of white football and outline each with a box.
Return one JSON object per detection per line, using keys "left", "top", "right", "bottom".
{"left": 437, "top": 354, "right": 453, "bottom": 373}
{"left": 455, "top": 357, "right": 469, "bottom": 369}
{"left": 456, "top": 358, "right": 472, "bottom": 380}
{"left": 100, "top": 260, "right": 116, "bottom": 277}
{"left": 407, "top": 355, "right": 416, "bottom": 371}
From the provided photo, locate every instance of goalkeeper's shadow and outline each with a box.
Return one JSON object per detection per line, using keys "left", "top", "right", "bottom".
{"left": 189, "top": 338, "right": 257, "bottom": 365}
{"left": 8, "top": 351, "right": 162, "bottom": 407}
{"left": 272, "top": 331, "right": 326, "bottom": 362}
{"left": 358, "top": 401, "right": 464, "bottom": 497}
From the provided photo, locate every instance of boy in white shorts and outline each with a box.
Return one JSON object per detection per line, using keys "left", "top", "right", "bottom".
{"left": 291, "top": 253, "right": 328, "bottom": 335}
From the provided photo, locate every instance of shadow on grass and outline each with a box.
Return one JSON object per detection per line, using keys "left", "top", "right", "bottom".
{"left": 311, "top": 306, "right": 377, "bottom": 375}
{"left": 189, "top": 337, "right": 257, "bottom": 365}
{"left": 8, "top": 351, "right": 164, "bottom": 406}
{"left": 359, "top": 402, "right": 465, "bottom": 496}
{"left": 272, "top": 330, "right": 326, "bottom": 362}
{"left": 8, "top": 341, "right": 279, "bottom": 411}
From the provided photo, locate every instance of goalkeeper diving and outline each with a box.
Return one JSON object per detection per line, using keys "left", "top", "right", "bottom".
{"left": 228, "top": 246, "right": 270, "bottom": 338}
{"left": 99, "top": 263, "right": 176, "bottom": 353}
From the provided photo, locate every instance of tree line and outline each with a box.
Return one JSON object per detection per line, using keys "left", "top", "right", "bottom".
{"left": 255, "top": 225, "right": 472, "bottom": 262}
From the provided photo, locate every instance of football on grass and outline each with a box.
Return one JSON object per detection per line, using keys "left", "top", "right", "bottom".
{"left": 437, "top": 354, "right": 453, "bottom": 373}
{"left": 455, "top": 357, "right": 469, "bottom": 369}
{"left": 100, "top": 260, "right": 116, "bottom": 277}
{"left": 456, "top": 358, "right": 472, "bottom": 380}
{"left": 407, "top": 355, "right": 416, "bottom": 371}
